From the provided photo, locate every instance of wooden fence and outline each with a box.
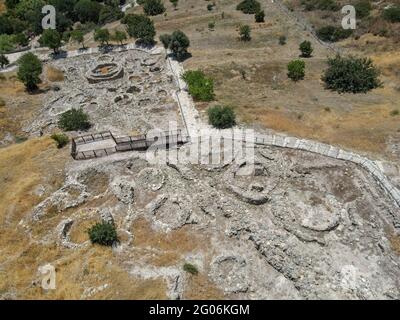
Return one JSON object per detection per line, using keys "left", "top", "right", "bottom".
{"left": 71, "top": 129, "right": 187, "bottom": 160}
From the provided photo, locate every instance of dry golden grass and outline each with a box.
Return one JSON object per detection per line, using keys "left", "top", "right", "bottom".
{"left": 46, "top": 66, "right": 64, "bottom": 82}
{"left": 183, "top": 273, "right": 225, "bottom": 300}
{"left": 389, "top": 235, "right": 400, "bottom": 256}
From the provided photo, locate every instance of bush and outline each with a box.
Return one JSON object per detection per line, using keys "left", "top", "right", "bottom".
{"left": 208, "top": 22, "right": 215, "bottom": 30}
{"left": 71, "top": 30, "right": 85, "bottom": 48}
{"left": 321, "top": 55, "right": 382, "bottom": 93}
{"left": 236, "top": 0, "right": 261, "bottom": 14}
{"left": 316, "top": 25, "right": 352, "bottom": 42}
{"left": 255, "top": 10, "right": 265, "bottom": 23}
{"left": 299, "top": 40, "right": 313, "bottom": 57}
{"left": 123, "top": 14, "right": 156, "bottom": 45}
{"left": 88, "top": 222, "right": 118, "bottom": 246}
{"left": 355, "top": 1, "right": 372, "bottom": 19}
{"left": 383, "top": 6, "right": 400, "bottom": 23}
{"left": 17, "top": 52, "right": 42, "bottom": 91}
{"left": 207, "top": 3, "right": 213, "bottom": 11}
{"left": 183, "top": 263, "right": 198, "bottom": 275}
{"left": 287, "top": 59, "right": 305, "bottom": 81}
{"left": 279, "top": 35, "right": 286, "bottom": 45}
{"left": 239, "top": 25, "right": 251, "bottom": 41}
{"left": 143, "top": 0, "right": 166, "bottom": 16}
{"left": 58, "top": 108, "right": 91, "bottom": 131}
{"left": 207, "top": 105, "right": 236, "bottom": 129}
{"left": 182, "top": 70, "right": 214, "bottom": 101}
{"left": 51, "top": 133, "right": 69, "bottom": 148}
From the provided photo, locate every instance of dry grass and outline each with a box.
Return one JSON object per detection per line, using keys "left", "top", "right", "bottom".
{"left": 0, "top": 0, "right": 5, "bottom": 14}
{"left": 46, "top": 66, "right": 64, "bottom": 82}
{"left": 389, "top": 234, "right": 400, "bottom": 256}
{"left": 183, "top": 273, "right": 225, "bottom": 300}
{"left": 0, "top": 73, "right": 43, "bottom": 141}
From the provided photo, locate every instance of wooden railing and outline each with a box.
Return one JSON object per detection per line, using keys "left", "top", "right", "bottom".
{"left": 71, "top": 129, "right": 187, "bottom": 160}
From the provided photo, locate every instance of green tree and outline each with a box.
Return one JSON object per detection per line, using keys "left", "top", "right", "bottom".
{"left": 321, "top": 55, "right": 382, "bottom": 93}
{"left": 15, "top": 0, "right": 46, "bottom": 34}
{"left": 143, "top": 0, "right": 166, "bottom": 16}
{"left": 0, "top": 54, "right": 9, "bottom": 68}
{"left": 239, "top": 25, "right": 251, "bottom": 41}
{"left": 0, "top": 35, "right": 15, "bottom": 53}
{"left": 255, "top": 10, "right": 265, "bottom": 23}
{"left": 236, "top": 0, "right": 260, "bottom": 14}
{"left": 58, "top": 108, "right": 91, "bottom": 131}
{"left": 122, "top": 14, "right": 156, "bottom": 45}
{"left": 113, "top": 30, "right": 127, "bottom": 45}
{"left": 169, "top": 30, "right": 190, "bottom": 61}
{"left": 74, "top": 0, "right": 101, "bottom": 23}
{"left": 287, "top": 59, "right": 305, "bottom": 81}
{"left": 17, "top": 52, "right": 43, "bottom": 91}
{"left": 71, "top": 30, "right": 85, "bottom": 49}
{"left": 299, "top": 40, "right": 313, "bottom": 57}
{"left": 99, "top": 4, "right": 124, "bottom": 24}
{"left": 88, "top": 222, "right": 118, "bottom": 246}
{"left": 207, "top": 105, "right": 236, "bottom": 129}
{"left": 94, "top": 28, "right": 110, "bottom": 46}
{"left": 39, "top": 29, "right": 62, "bottom": 54}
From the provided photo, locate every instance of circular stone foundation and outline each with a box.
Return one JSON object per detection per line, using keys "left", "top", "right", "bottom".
{"left": 86, "top": 62, "right": 124, "bottom": 84}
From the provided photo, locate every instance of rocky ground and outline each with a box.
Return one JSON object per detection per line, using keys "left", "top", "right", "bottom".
{"left": 13, "top": 139, "right": 400, "bottom": 299}
{"left": 26, "top": 49, "right": 181, "bottom": 137}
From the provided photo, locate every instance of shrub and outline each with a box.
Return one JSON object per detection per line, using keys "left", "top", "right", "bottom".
{"left": 279, "top": 35, "right": 286, "bottom": 45}
{"left": 0, "top": 97, "right": 5, "bottom": 106}
{"left": 236, "top": 0, "right": 261, "bottom": 14}
{"left": 17, "top": 52, "right": 42, "bottom": 91}
{"left": 383, "top": 6, "right": 400, "bottom": 23}
{"left": 88, "top": 222, "right": 118, "bottom": 246}
{"left": 207, "top": 105, "right": 236, "bottom": 129}
{"left": 299, "top": 40, "right": 313, "bottom": 57}
{"left": 239, "top": 25, "right": 251, "bottom": 41}
{"left": 182, "top": 70, "right": 214, "bottom": 101}
{"left": 255, "top": 10, "right": 265, "bottom": 23}
{"left": 390, "top": 109, "right": 399, "bottom": 116}
{"left": 321, "top": 55, "right": 382, "bottom": 93}
{"left": 316, "top": 25, "right": 352, "bottom": 42}
{"left": 143, "top": 0, "right": 166, "bottom": 16}
{"left": 58, "top": 108, "right": 91, "bottom": 131}
{"left": 123, "top": 14, "right": 156, "bottom": 45}
{"left": 208, "top": 22, "right": 215, "bottom": 30}
{"left": 183, "top": 263, "right": 198, "bottom": 275}
{"left": 287, "top": 59, "right": 305, "bottom": 81}
{"left": 51, "top": 133, "right": 69, "bottom": 148}
{"left": 355, "top": 1, "right": 372, "bottom": 18}
{"left": 207, "top": 3, "right": 213, "bottom": 11}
